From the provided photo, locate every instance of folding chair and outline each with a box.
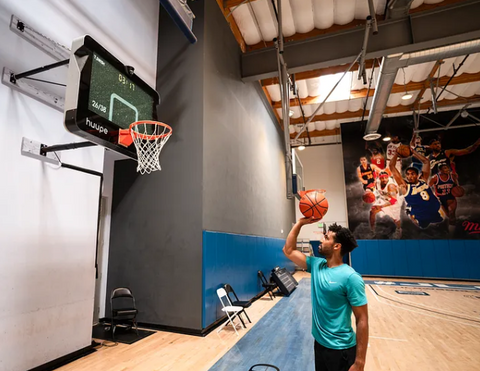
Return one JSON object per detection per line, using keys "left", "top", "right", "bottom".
{"left": 216, "top": 288, "right": 244, "bottom": 336}
{"left": 110, "top": 288, "right": 139, "bottom": 341}
{"left": 258, "top": 270, "right": 277, "bottom": 300}
{"left": 224, "top": 284, "right": 252, "bottom": 326}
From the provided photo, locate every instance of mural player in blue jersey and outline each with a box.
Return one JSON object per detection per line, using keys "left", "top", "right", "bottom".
{"left": 389, "top": 148, "right": 446, "bottom": 229}
{"left": 429, "top": 163, "right": 459, "bottom": 234}
{"left": 283, "top": 218, "right": 368, "bottom": 371}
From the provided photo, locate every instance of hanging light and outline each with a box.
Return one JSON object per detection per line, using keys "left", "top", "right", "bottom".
{"left": 298, "top": 145, "right": 306, "bottom": 151}
{"left": 363, "top": 133, "right": 382, "bottom": 141}
{"left": 383, "top": 136, "right": 391, "bottom": 142}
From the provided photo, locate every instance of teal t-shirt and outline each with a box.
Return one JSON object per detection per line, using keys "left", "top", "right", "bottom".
{"left": 306, "top": 256, "right": 367, "bottom": 350}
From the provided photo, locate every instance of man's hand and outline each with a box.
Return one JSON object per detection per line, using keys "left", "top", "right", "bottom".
{"left": 298, "top": 216, "right": 322, "bottom": 226}
{"left": 348, "top": 362, "right": 365, "bottom": 371}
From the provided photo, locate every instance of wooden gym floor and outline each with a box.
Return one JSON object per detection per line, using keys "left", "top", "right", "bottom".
{"left": 58, "top": 272, "right": 480, "bottom": 371}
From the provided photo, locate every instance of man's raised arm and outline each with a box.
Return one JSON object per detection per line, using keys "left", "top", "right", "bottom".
{"left": 283, "top": 217, "right": 318, "bottom": 270}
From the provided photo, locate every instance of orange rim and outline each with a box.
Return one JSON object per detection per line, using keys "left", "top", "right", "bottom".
{"left": 129, "top": 120, "right": 172, "bottom": 140}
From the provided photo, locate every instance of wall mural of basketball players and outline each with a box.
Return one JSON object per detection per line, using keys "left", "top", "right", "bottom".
{"left": 341, "top": 111, "right": 480, "bottom": 240}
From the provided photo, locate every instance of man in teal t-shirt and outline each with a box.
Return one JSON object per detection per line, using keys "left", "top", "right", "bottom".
{"left": 283, "top": 218, "right": 369, "bottom": 371}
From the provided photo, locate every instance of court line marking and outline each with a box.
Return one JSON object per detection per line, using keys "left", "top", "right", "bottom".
{"left": 375, "top": 284, "right": 480, "bottom": 321}
{"left": 367, "top": 285, "right": 480, "bottom": 329}
{"left": 370, "top": 336, "right": 408, "bottom": 342}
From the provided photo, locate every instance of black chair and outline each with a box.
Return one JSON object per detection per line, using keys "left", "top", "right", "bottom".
{"left": 258, "top": 271, "right": 277, "bottom": 300}
{"left": 110, "top": 288, "right": 139, "bottom": 340}
{"left": 249, "top": 364, "right": 280, "bottom": 370}
{"left": 224, "top": 284, "right": 252, "bottom": 326}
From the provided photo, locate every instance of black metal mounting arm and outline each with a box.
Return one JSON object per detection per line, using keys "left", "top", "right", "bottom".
{"left": 10, "top": 59, "right": 69, "bottom": 84}
{"left": 41, "top": 141, "right": 97, "bottom": 154}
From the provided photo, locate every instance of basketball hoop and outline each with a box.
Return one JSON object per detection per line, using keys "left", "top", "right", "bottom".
{"left": 118, "top": 120, "right": 172, "bottom": 175}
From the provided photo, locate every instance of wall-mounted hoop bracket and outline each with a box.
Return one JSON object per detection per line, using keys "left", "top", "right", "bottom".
{"left": 2, "top": 15, "right": 71, "bottom": 111}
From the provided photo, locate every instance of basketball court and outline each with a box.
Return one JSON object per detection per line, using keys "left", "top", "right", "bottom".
{"left": 1, "top": 0, "right": 480, "bottom": 371}
{"left": 54, "top": 273, "right": 480, "bottom": 371}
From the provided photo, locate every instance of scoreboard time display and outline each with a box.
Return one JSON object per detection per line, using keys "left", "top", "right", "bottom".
{"left": 64, "top": 35, "right": 160, "bottom": 159}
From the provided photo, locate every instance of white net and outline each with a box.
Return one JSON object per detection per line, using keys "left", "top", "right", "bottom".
{"left": 130, "top": 121, "right": 172, "bottom": 175}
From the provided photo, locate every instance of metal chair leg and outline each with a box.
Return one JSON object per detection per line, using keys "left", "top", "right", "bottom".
{"left": 133, "top": 319, "right": 139, "bottom": 336}
{"left": 238, "top": 312, "right": 246, "bottom": 328}
{"left": 243, "top": 310, "right": 252, "bottom": 323}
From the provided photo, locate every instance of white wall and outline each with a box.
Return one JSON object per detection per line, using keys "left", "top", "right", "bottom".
{"left": 296, "top": 144, "right": 349, "bottom": 240}
{"left": 0, "top": 1, "right": 159, "bottom": 370}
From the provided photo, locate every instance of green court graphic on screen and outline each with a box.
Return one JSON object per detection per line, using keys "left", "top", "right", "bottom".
{"left": 89, "top": 52, "right": 153, "bottom": 129}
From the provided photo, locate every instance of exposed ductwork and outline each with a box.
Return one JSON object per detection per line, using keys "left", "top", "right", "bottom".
{"left": 364, "top": 39, "right": 480, "bottom": 138}
{"left": 363, "top": 55, "right": 401, "bottom": 140}
{"left": 385, "top": 0, "right": 415, "bottom": 20}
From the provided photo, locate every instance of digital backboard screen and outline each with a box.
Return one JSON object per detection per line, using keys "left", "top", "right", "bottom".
{"left": 64, "top": 35, "right": 160, "bottom": 159}
{"left": 89, "top": 52, "right": 154, "bottom": 129}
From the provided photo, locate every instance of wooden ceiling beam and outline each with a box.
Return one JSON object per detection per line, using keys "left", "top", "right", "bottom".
{"left": 247, "top": 18, "right": 372, "bottom": 52}
{"left": 262, "top": 86, "right": 282, "bottom": 128}
{"left": 224, "top": 0, "right": 259, "bottom": 8}
{"left": 409, "top": 0, "right": 469, "bottom": 14}
{"left": 289, "top": 95, "right": 480, "bottom": 134}
{"left": 216, "top": 0, "right": 247, "bottom": 53}
{"left": 290, "top": 128, "right": 340, "bottom": 139}
{"left": 261, "top": 60, "right": 380, "bottom": 87}
{"left": 412, "top": 60, "right": 444, "bottom": 108}
{"left": 273, "top": 71, "right": 480, "bottom": 109}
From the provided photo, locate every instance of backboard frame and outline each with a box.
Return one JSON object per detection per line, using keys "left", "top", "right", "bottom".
{"left": 64, "top": 35, "right": 160, "bottom": 159}
{"left": 292, "top": 148, "right": 305, "bottom": 200}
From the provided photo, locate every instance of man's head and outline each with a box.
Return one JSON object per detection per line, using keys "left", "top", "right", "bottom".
{"left": 392, "top": 135, "right": 400, "bottom": 143}
{"left": 430, "top": 139, "right": 442, "bottom": 152}
{"left": 415, "top": 135, "right": 422, "bottom": 146}
{"left": 319, "top": 223, "right": 358, "bottom": 258}
{"left": 439, "top": 163, "right": 450, "bottom": 175}
{"left": 360, "top": 157, "right": 368, "bottom": 165}
{"left": 405, "top": 166, "right": 420, "bottom": 184}
{"left": 379, "top": 171, "right": 389, "bottom": 186}
{"left": 371, "top": 147, "right": 379, "bottom": 155}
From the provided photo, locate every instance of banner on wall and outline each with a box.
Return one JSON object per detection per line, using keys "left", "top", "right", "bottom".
{"left": 341, "top": 111, "right": 480, "bottom": 240}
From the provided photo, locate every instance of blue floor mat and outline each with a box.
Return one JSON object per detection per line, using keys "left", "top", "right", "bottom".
{"left": 209, "top": 279, "right": 314, "bottom": 371}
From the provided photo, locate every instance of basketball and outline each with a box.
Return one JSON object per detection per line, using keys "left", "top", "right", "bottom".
{"left": 451, "top": 186, "right": 465, "bottom": 197}
{"left": 362, "top": 191, "right": 376, "bottom": 204}
{"left": 299, "top": 190, "right": 329, "bottom": 220}
{"left": 397, "top": 144, "right": 412, "bottom": 158}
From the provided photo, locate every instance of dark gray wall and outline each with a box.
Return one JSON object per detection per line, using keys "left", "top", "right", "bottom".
{"left": 108, "top": 0, "right": 295, "bottom": 331}
{"left": 107, "top": 3, "right": 205, "bottom": 329}
{"left": 202, "top": 1, "right": 295, "bottom": 237}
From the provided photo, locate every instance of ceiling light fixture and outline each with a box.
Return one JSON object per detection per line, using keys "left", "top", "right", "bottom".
{"left": 383, "top": 136, "right": 391, "bottom": 142}
{"left": 298, "top": 145, "right": 305, "bottom": 151}
{"left": 363, "top": 133, "right": 382, "bottom": 141}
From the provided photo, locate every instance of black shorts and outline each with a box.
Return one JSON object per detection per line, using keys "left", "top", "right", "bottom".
{"left": 314, "top": 341, "right": 356, "bottom": 371}
{"left": 439, "top": 194, "right": 455, "bottom": 210}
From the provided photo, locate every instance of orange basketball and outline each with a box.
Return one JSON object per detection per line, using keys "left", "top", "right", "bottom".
{"left": 397, "top": 144, "right": 412, "bottom": 158}
{"left": 299, "top": 190, "right": 329, "bottom": 220}
{"left": 362, "top": 191, "right": 376, "bottom": 204}
{"left": 451, "top": 186, "right": 465, "bottom": 197}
